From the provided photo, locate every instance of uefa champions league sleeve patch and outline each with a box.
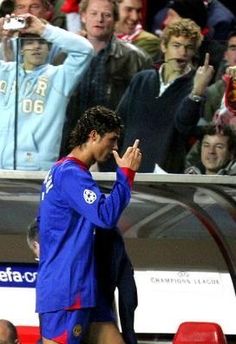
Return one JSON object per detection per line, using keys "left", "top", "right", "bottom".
{"left": 83, "top": 189, "right": 97, "bottom": 204}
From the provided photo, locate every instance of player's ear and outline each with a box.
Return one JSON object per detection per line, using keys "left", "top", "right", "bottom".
{"left": 89, "top": 130, "right": 99, "bottom": 142}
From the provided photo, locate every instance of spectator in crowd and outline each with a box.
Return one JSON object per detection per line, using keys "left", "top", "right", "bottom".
{"left": 185, "top": 124, "right": 236, "bottom": 175}
{"left": 115, "top": 0, "right": 161, "bottom": 59}
{"left": 27, "top": 218, "right": 138, "bottom": 344}
{"left": 204, "top": 0, "right": 236, "bottom": 41}
{"left": 204, "top": 31, "right": 236, "bottom": 122}
{"left": 206, "top": 63, "right": 236, "bottom": 128}
{"left": 214, "top": 30, "right": 236, "bottom": 81}
{"left": 0, "top": 319, "right": 19, "bottom": 344}
{"left": 60, "top": 0, "right": 152, "bottom": 158}
{"left": 159, "top": 0, "right": 225, "bottom": 77}
{"left": 0, "top": 0, "right": 67, "bottom": 63}
{"left": 13, "top": 0, "right": 53, "bottom": 21}
{"left": 213, "top": 67, "right": 236, "bottom": 128}
{"left": 36, "top": 106, "right": 141, "bottom": 343}
{"left": 152, "top": 2, "right": 169, "bottom": 36}
{"left": 153, "top": 0, "right": 236, "bottom": 42}
{"left": 0, "top": 13, "right": 93, "bottom": 170}
{"left": 0, "top": 0, "right": 51, "bottom": 42}
{"left": 185, "top": 33, "right": 236, "bottom": 168}
{"left": 117, "top": 19, "right": 214, "bottom": 173}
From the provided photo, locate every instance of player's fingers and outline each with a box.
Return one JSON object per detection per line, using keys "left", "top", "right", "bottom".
{"left": 132, "top": 139, "right": 140, "bottom": 149}
{"left": 134, "top": 151, "right": 142, "bottom": 160}
{"left": 112, "top": 150, "right": 120, "bottom": 161}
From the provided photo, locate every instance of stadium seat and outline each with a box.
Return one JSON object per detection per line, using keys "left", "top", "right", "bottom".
{"left": 16, "top": 326, "right": 41, "bottom": 344}
{"left": 173, "top": 321, "right": 227, "bottom": 343}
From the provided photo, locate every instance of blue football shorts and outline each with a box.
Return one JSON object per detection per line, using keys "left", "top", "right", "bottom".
{"left": 39, "top": 308, "right": 93, "bottom": 343}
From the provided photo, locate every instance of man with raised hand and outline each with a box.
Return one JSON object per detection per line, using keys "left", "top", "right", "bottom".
{"left": 118, "top": 19, "right": 214, "bottom": 173}
{"left": 0, "top": 13, "right": 93, "bottom": 170}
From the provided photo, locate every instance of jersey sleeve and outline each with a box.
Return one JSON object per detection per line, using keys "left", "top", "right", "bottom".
{"left": 60, "top": 167, "right": 133, "bottom": 228}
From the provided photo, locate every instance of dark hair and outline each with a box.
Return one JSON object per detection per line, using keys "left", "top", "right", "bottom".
{"left": 69, "top": 106, "right": 123, "bottom": 150}
{"left": 0, "top": 0, "right": 14, "bottom": 16}
{"left": 0, "top": 319, "right": 18, "bottom": 343}
{"left": 227, "top": 30, "right": 236, "bottom": 42}
{"left": 226, "top": 30, "right": 236, "bottom": 49}
{"left": 80, "top": 0, "right": 119, "bottom": 22}
{"left": 20, "top": 34, "right": 49, "bottom": 48}
{"left": 27, "top": 218, "right": 39, "bottom": 245}
{"left": 200, "top": 124, "right": 236, "bottom": 156}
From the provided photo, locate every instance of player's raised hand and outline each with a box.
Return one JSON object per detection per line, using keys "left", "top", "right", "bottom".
{"left": 113, "top": 139, "right": 142, "bottom": 171}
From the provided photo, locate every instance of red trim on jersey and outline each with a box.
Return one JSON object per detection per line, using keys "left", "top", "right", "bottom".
{"left": 56, "top": 157, "right": 88, "bottom": 170}
{"left": 120, "top": 167, "right": 136, "bottom": 188}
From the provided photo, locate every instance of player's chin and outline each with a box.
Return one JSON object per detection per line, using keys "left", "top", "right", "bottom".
{"left": 100, "top": 153, "right": 113, "bottom": 162}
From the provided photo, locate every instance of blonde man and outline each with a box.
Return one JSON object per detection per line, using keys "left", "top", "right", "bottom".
{"left": 117, "top": 19, "right": 214, "bottom": 173}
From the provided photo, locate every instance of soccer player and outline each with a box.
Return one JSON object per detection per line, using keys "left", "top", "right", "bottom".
{"left": 36, "top": 105, "right": 142, "bottom": 344}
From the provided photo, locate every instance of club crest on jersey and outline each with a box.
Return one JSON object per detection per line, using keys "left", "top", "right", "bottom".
{"left": 83, "top": 189, "right": 97, "bottom": 204}
{"left": 73, "top": 324, "right": 82, "bottom": 337}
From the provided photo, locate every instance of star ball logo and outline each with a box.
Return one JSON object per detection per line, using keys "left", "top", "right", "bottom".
{"left": 83, "top": 189, "right": 97, "bottom": 204}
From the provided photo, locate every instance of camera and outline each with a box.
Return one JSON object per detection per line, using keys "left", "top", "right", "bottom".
{"left": 3, "top": 16, "right": 26, "bottom": 30}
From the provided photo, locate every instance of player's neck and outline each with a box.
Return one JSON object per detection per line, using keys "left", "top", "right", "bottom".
{"left": 68, "top": 146, "right": 95, "bottom": 168}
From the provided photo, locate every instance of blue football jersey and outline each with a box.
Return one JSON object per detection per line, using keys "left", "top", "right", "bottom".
{"left": 36, "top": 157, "right": 134, "bottom": 313}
